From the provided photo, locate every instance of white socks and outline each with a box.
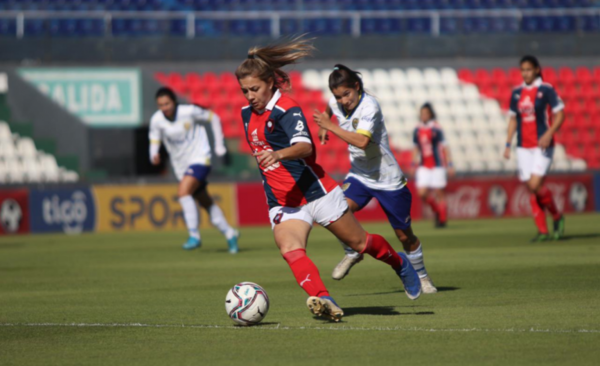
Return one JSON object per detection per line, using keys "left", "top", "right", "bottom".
{"left": 340, "top": 241, "right": 362, "bottom": 259}
{"left": 209, "top": 204, "right": 236, "bottom": 240}
{"left": 407, "top": 243, "right": 428, "bottom": 279}
{"left": 179, "top": 195, "right": 200, "bottom": 240}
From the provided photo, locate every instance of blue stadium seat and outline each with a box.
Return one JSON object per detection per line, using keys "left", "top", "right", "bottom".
{"left": 195, "top": 19, "right": 225, "bottom": 36}
{"left": 24, "top": 19, "right": 45, "bottom": 37}
{"left": 0, "top": 18, "right": 16, "bottom": 36}
{"left": 407, "top": 18, "right": 431, "bottom": 33}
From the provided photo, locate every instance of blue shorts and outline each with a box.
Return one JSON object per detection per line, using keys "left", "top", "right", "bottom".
{"left": 342, "top": 177, "right": 412, "bottom": 230}
{"left": 184, "top": 164, "right": 211, "bottom": 190}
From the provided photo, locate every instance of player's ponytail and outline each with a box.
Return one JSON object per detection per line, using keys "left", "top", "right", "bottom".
{"left": 328, "top": 64, "right": 364, "bottom": 94}
{"left": 235, "top": 35, "right": 315, "bottom": 91}
{"left": 155, "top": 87, "right": 177, "bottom": 103}
{"left": 520, "top": 55, "right": 543, "bottom": 80}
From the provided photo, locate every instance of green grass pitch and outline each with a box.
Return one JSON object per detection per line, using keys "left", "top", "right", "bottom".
{"left": 1, "top": 214, "right": 599, "bottom": 365}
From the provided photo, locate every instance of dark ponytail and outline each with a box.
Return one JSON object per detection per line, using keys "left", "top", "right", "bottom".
{"left": 155, "top": 87, "right": 178, "bottom": 103}
{"left": 520, "top": 55, "right": 543, "bottom": 80}
{"left": 421, "top": 102, "right": 436, "bottom": 120}
{"left": 328, "top": 64, "right": 364, "bottom": 93}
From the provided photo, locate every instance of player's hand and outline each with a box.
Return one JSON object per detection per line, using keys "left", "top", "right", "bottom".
{"left": 215, "top": 145, "right": 227, "bottom": 157}
{"left": 503, "top": 147, "right": 511, "bottom": 160}
{"left": 313, "top": 110, "right": 335, "bottom": 131}
{"left": 151, "top": 154, "right": 161, "bottom": 165}
{"left": 447, "top": 166, "right": 456, "bottom": 178}
{"left": 254, "top": 150, "right": 281, "bottom": 169}
{"left": 318, "top": 127, "right": 329, "bottom": 145}
{"left": 538, "top": 131, "right": 553, "bottom": 149}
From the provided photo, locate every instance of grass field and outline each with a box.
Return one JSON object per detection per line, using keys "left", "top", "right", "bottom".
{"left": 1, "top": 214, "right": 600, "bottom": 365}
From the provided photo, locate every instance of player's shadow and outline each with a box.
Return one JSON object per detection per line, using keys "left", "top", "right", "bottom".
{"left": 559, "top": 233, "right": 600, "bottom": 241}
{"left": 342, "top": 306, "right": 434, "bottom": 317}
{"left": 345, "top": 286, "right": 460, "bottom": 296}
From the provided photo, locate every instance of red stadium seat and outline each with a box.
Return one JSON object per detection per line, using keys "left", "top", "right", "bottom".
{"left": 542, "top": 67, "right": 557, "bottom": 86}
{"left": 575, "top": 67, "right": 592, "bottom": 83}
{"left": 558, "top": 67, "right": 575, "bottom": 84}
{"left": 475, "top": 69, "right": 492, "bottom": 87}
{"left": 491, "top": 68, "right": 508, "bottom": 88}
{"left": 458, "top": 69, "right": 474, "bottom": 84}
{"left": 508, "top": 67, "right": 522, "bottom": 86}
{"left": 155, "top": 72, "right": 168, "bottom": 84}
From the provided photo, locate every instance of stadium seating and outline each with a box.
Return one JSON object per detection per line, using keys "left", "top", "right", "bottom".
{"left": 0, "top": 1, "right": 598, "bottom": 37}
{"left": 0, "top": 121, "right": 79, "bottom": 183}
{"left": 155, "top": 65, "right": 595, "bottom": 174}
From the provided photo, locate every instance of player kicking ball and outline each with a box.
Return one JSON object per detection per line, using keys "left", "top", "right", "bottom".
{"left": 313, "top": 65, "right": 437, "bottom": 294}
{"left": 235, "top": 37, "right": 421, "bottom": 322}
{"left": 149, "top": 87, "right": 239, "bottom": 253}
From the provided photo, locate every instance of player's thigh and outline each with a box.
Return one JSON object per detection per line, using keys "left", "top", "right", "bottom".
{"left": 325, "top": 210, "right": 367, "bottom": 251}
{"left": 516, "top": 148, "right": 534, "bottom": 183}
{"left": 272, "top": 219, "right": 312, "bottom": 255}
{"left": 178, "top": 175, "right": 201, "bottom": 197}
{"left": 374, "top": 187, "right": 414, "bottom": 234}
{"left": 342, "top": 177, "right": 373, "bottom": 212}
{"left": 527, "top": 174, "right": 546, "bottom": 192}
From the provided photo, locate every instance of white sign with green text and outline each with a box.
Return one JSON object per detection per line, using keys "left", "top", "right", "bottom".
{"left": 19, "top": 68, "right": 142, "bottom": 127}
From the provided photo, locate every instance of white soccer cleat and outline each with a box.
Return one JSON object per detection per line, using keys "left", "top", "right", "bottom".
{"left": 332, "top": 253, "right": 363, "bottom": 280}
{"left": 420, "top": 276, "right": 438, "bottom": 294}
{"left": 306, "top": 296, "right": 344, "bottom": 322}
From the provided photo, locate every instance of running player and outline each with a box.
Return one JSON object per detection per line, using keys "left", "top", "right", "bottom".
{"left": 236, "top": 37, "right": 421, "bottom": 322}
{"left": 313, "top": 64, "right": 437, "bottom": 294}
{"left": 504, "top": 55, "right": 566, "bottom": 241}
{"left": 412, "top": 102, "right": 455, "bottom": 228}
{"left": 149, "top": 87, "right": 239, "bottom": 252}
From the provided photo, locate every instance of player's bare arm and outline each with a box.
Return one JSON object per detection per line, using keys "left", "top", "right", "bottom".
{"left": 504, "top": 115, "right": 517, "bottom": 159}
{"left": 538, "top": 110, "right": 565, "bottom": 149}
{"left": 254, "top": 142, "right": 312, "bottom": 169}
{"left": 313, "top": 109, "right": 370, "bottom": 150}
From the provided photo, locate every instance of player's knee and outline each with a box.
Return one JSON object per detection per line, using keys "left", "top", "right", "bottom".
{"left": 397, "top": 231, "right": 416, "bottom": 246}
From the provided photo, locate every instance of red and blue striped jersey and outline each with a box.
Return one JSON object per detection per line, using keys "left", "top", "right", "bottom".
{"left": 241, "top": 90, "right": 338, "bottom": 209}
{"left": 508, "top": 77, "right": 564, "bottom": 148}
{"left": 413, "top": 120, "right": 446, "bottom": 168}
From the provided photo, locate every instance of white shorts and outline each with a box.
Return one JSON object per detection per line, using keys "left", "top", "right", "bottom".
{"left": 415, "top": 167, "right": 447, "bottom": 189}
{"left": 516, "top": 147, "right": 554, "bottom": 182}
{"left": 268, "top": 186, "right": 348, "bottom": 229}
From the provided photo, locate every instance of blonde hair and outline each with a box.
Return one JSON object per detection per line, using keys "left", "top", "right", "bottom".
{"left": 235, "top": 35, "right": 315, "bottom": 90}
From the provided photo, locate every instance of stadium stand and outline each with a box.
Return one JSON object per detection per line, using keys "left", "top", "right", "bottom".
{"left": 0, "top": 121, "right": 79, "bottom": 183}
{"left": 0, "top": 0, "right": 598, "bottom": 37}
{"left": 156, "top": 66, "right": 594, "bottom": 175}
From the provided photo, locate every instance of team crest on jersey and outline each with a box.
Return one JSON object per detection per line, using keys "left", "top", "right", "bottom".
{"left": 352, "top": 118, "right": 359, "bottom": 129}
{"left": 537, "top": 92, "right": 543, "bottom": 98}
{"left": 342, "top": 182, "right": 351, "bottom": 191}
{"left": 266, "top": 119, "right": 275, "bottom": 133}
{"left": 183, "top": 121, "right": 191, "bottom": 131}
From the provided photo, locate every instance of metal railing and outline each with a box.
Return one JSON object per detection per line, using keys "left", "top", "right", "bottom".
{"left": 0, "top": 8, "right": 598, "bottom": 39}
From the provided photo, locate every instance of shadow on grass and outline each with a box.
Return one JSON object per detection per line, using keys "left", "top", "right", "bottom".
{"left": 559, "top": 233, "right": 600, "bottom": 241}
{"left": 345, "top": 286, "right": 460, "bottom": 296}
{"left": 343, "top": 306, "right": 434, "bottom": 317}
{"left": 436, "top": 286, "right": 460, "bottom": 292}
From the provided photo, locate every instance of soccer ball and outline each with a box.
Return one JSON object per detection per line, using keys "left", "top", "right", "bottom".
{"left": 225, "top": 282, "right": 270, "bottom": 326}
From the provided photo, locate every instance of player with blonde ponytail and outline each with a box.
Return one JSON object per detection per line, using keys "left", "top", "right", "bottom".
{"left": 236, "top": 36, "right": 422, "bottom": 322}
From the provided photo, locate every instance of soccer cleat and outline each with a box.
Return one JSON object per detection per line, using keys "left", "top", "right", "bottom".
{"left": 331, "top": 253, "right": 363, "bottom": 280}
{"left": 306, "top": 296, "right": 344, "bottom": 322}
{"left": 553, "top": 216, "right": 565, "bottom": 240}
{"left": 420, "top": 276, "right": 438, "bottom": 294}
{"left": 395, "top": 252, "right": 422, "bottom": 300}
{"left": 182, "top": 237, "right": 201, "bottom": 250}
{"left": 530, "top": 233, "right": 550, "bottom": 243}
{"left": 227, "top": 230, "right": 240, "bottom": 254}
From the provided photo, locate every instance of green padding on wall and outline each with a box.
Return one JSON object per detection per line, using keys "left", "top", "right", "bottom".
{"left": 56, "top": 155, "right": 79, "bottom": 172}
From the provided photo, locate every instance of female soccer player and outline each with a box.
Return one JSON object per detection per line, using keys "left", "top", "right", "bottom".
{"left": 149, "top": 87, "right": 239, "bottom": 252}
{"left": 236, "top": 37, "right": 421, "bottom": 322}
{"left": 412, "top": 102, "right": 455, "bottom": 228}
{"left": 504, "top": 55, "right": 565, "bottom": 241}
{"left": 313, "top": 65, "right": 437, "bottom": 294}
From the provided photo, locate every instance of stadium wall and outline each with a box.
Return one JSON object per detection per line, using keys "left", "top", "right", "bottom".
{"left": 1, "top": 174, "right": 596, "bottom": 236}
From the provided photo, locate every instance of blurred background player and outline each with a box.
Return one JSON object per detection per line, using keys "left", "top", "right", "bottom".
{"left": 236, "top": 37, "right": 422, "bottom": 321}
{"left": 313, "top": 64, "right": 437, "bottom": 294}
{"left": 149, "top": 87, "right": 239, "bottom": 252}
{"left": 412, "top": 102, "right": 455, "bottom": 228}
{"left": 504, "top": 55, "right": 566, "bottom": 242}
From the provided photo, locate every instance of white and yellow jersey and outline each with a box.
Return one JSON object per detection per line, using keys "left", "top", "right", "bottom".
{"left": 328, "top": 93, "right": 405, "bottom": 191}
{"left": 149, "top": 104, "right": 226, "bottom": 181}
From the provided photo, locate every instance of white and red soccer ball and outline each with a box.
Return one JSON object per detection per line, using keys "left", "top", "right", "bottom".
{"left": 225, "top": 282, "right": 270, "bottom": 326}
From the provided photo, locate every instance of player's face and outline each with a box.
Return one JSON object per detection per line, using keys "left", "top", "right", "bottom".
{"left": 157, "top": 96, "right": 176, "bottom": 119}
{"left": 239, "top": 75, "right": 275, "bottom": 111}
{"left": 332, "top": 83, "right": 360, "bottom": 112}
{"left": 520, "top": 62, "right": 539, "bottom": 85}
{"left": 420, "top": 107, "right": 433, "bottom": 123}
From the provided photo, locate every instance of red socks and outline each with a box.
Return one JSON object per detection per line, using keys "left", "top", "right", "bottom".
{"left": 360, "top": 233, "right": 402, "bottom": 269}
{"left": 283, "top": 249, "right": 329, "bottom": 297}
{"left": 530, "top": 193, "right": 549, "bottom": 234}
{"left": 437, "top": 200, "right": 447, "bottom": 223}
{"left": 537, "top": 186, "right": 561, "bottom": 221}
{"left": 425, "top": 196, "right": 439, "bottom": 215}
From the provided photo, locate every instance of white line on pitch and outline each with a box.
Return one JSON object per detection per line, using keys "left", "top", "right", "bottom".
{"left": 0, "top": 323, "right": 599, "bottom": 334}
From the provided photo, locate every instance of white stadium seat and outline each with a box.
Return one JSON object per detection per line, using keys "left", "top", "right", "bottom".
{"left": 16, "top": 137, "right": 37, "bottom": 159}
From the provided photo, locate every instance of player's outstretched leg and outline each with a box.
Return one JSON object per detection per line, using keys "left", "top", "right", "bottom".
{"left": 529, "top": 193, "right": 550, "bottom": 242}
{"left": 536, "top": 186, "right": 564, "bottom": 240}
{"left": 179, "top": 195, "right": 201, "bottom": 250}
{"left": 208, "top": 204, "right": 239, "bottom": 254}
{"left": 283, "top": 249, "right": 343, "bottom": 322}
{"left": 332, "top": 241, "right": 363, "bottom": 280}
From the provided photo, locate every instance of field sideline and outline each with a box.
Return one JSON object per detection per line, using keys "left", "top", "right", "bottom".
{"left": 1, "top": 214, "right": 599, "bottom": 365}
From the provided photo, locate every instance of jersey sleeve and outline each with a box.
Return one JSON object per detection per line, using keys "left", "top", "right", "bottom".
{"left": 355, "top": 101, "right": 379, "bottom": 139}
{"left": 435, "top": 127, "right": 447, "bottom": 146}
{"left": 413, "top": 128, "right": 419, "bottom": 147}
{"left": 148, "top": 117, "right": 162, "bottom": 144}
{"left": 508, "top": 90, "right": 518, "bottom": 117}
{"left": 191, "top": 104, "right": 213, "bottom": 122}
{"left": 279, "top": 106, "right": 312, "bottom": 145}
{"left": 546, "top": 86, "right": 565, "bottom": 113}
